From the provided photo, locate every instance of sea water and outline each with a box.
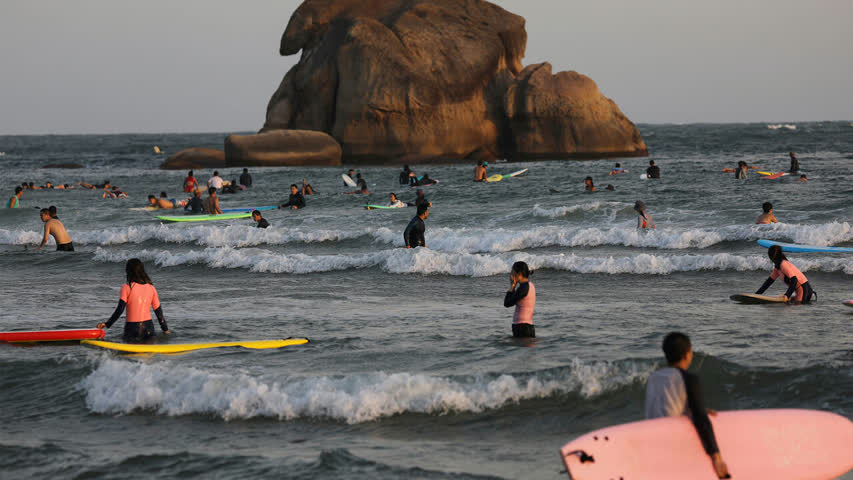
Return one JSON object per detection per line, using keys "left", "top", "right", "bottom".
{"left": 0, "top": 122, "right": 851, "bottom": 479}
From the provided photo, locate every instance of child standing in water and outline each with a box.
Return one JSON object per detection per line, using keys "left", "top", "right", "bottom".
{"left": 634, "top": 200, "right": 655, "bottom": 229}
{"left": 504, "top": 261, "right": 536, "bottom": 338}
{"left": 97, "top": 258, "right": 171, "bottom": 342}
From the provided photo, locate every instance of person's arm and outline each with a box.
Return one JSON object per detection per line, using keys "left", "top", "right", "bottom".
{"left": 98, "top": 300, "right": 127, "bottom": 329}
{"left": 39, "top": 224, "right": 50, "bottom": 249}
{"left": 782, "top": 275, "right": 799, "bottom": 301}
{"left": 770, "top": 214, "right": 778, "bottom": 224}
{"left": 214, "top": 197, "right": 222, "bottom": 214}
{"left": 648, "top": 214, "right": 655, "bottom": 229}
{"left": 755, "top": 276, "right": 775, "bottom": 294}
{"left": 681, "top": 371, "right": 729, "bottom": 478}
{"left": 504, "top": 282, "right": 529, "bottom": 307}
{"left": 403, "top": 222, "right": 413, "bottom": 248}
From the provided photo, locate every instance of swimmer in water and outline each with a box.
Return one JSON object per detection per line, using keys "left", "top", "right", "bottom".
{"left": 97, "top": 258, "right": 171, "bottom": 342}
{"left": 799, "top": 174, "right": 808, "bottom": 182}
{"left": 8, "top": 186, "right": 22, "bottom": 208}
{"left": 755, "top": 245, "right": 815, "bottom": 304}
{"left": 755, "top": 202, "right": 778, "bottom": 224}
{"left": 148, "top": 194, "right": 174, "bottom": 209}
{"left": 38, "top": 208, "right": 73, "bottom": 251}
{"left": 301, "top": 178, "right": 315, "bottom": 195}
{"left": 609, "top": 163, "right": 625, "bottom": 175}
{"left": 504, "top": 261, "right": 536, "bottom": 338}
{"left": 388, "top": 193, "right": 406, "bottom": 208}
{"left": 634, "top": 200, "right": 655, "bottom": 229}
{"left": 186, "top": 190, "right": 205, "bottom": 213}
{"left": 204, "top": 187, "right": 222, "bottom": 215}
{"left": 403, "top": 204, "right": 429, "bottom": 248}
{"left": 252, "top": 210, "right": 269, "bottom": 228}
{"left": 280, "top": 184, "right": 306, "bottom": 209}
{"left": 183, "top": 170, "right": 199, "bottom": 193}
{"left": 584, "top": 176, "right": 596, "bottom": 192}
{"left": 474, "top": 161, "right": 488, "bottom": 182}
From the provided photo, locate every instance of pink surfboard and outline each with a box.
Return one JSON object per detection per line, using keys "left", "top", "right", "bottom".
{"left": 559, "top": 409, "right": 853, "bottom": 480}
{"left": 762, "top": 172, "right": 787, "bottom": 179}
{"left": 843, "top": 300, "right": 853, "bottom": 308}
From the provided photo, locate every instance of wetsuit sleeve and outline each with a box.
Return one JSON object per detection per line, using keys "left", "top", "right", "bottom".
{"left": 403, "top": 220, "right": 413, "bottom": 247}
{"left": 504, "top": 282, "right": 529, "bottom": 307}
{"left": 782, "top": 275, "right": 799, "bottom": 299}
{"left": 415, "top": 220, "right": 425, "bottom": 247}
{"left": 681, "top": 370, "right": 720, "bottom": 455}
{"left": 296, "top": 194, "right": 305, "bottom": 208}
{"left": 154, "top": 307, "right": 169, "bottom": 332}
{"left": 105, "top": 300, "right": 127, "bottom": 328}
{"left": 755, "top": 277, "right": 775, "bottom": 294}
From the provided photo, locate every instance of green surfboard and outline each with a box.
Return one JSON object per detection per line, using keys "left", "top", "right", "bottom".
{"left": 155, "top": 212, "right": 252, "bottom": 223}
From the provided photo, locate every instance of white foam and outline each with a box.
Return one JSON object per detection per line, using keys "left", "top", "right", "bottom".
{"left": 91, "top": 247, "right": 853, "bottom": 276}
{"left": 532, "top": 201, "right": 630, "bottom": 219}
{"left": 767, "top": 124, "right": 797, "bottom": 130}
{"left": 79, "top": 357, "right": 655, "bottom": 423}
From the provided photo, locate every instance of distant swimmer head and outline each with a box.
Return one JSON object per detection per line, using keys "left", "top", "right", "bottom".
{"left": 483, "top": 161, "right": 489, "bottom": 167}
{"left": 762, "top": 202, "right": 772, "bottom": 213}
{"left": 290, "top": 184, "right": 298, "bottom": 193}
{"left": 29, "top": 182, "right": 34, "bottom": 187}
{"left": 125, "top": 258, "right": 152, "bottom": 285}
{"left": 251, "top": 210, "right": 262, "bottom": 219}
{"left": 606, "top": 184, "right": 615, "bottom": 191}
{"left": 188, "top": 170, "right": 194, "bottom": 176}
{"left": 634, "top": 200, "right": 646, "bottom": 212}
{"left": 510, "top": 261, "right": 532, "bottom": 279}
{"left": 148, "top": 195, "right": 156, "bottom": 202}
{"left": 213, "top": 171, "right": 219, "bottom": 176}
{"left": 160, "top": 192, "right": 168, "bottom": 198}
{"left": 649, "top": 160, "right": 655, "bottom": 166}
{"left": 662, "top": 332, "right": 692, "bottom": 365}
{"left": 243, "top": 168, "right": 248, "bottom": 173}
{"left": 615, "top": 163, "right": 621, "bottom": 168}
{"left": 768, "top": 244, "right": 787, "bottom": 267}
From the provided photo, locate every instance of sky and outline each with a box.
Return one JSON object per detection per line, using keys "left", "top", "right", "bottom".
{"left": 0, "top": 0, "right": 850, "bottom": 134}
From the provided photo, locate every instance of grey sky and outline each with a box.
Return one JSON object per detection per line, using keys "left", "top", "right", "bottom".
{"left": 1, "top": 0, "right": 850, "bottom": 134}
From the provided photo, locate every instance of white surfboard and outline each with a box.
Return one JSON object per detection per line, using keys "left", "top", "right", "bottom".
{"left": 730, "top": 293, "right": 787, "bottom": 304}
{"left": 639, "top": 173, "right": 649, "bottom": 179}
{"left": 560, "top": 409, "right": 853, "bottom": 480}
{"left": 341, "top": 174, "right": 357, "bottom": 187}
{"left": 508, "top": 168, "right": 529, "bottom": 177}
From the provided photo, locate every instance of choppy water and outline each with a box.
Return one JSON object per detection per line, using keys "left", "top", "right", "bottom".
{"left": 1, "top": 122, "right": 852, "bottom": 479}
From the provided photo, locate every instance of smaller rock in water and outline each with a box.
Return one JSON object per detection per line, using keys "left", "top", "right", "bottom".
{"left": 225, "top": 130, "right": 342, "bottom": 167}
{"left": 160, "top": 148, "right": 225, "bottom": 170}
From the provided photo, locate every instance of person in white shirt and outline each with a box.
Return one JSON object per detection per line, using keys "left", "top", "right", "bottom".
{"left": 388, "top": 193, "right": 406, "bottom": 208}
{"left": 207, "top": 171, "right": 224, "bottom": 190}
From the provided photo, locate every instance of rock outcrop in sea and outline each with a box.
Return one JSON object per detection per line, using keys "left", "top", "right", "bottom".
{"left": 251, "top": 0, "right": 646, "bottom": 164}
{"left": 160, "top": 148, "right": 225, "bottom": 170}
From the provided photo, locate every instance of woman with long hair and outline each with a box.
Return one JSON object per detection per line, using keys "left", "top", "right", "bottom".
{"left": 504, "top": 261, "right": 536, "bottom": 338}
{"left": 755, "top": 245, "right": 815, "bottom": 304}
{"left": 97, "top": 259, "right": 171, "bottom": 342}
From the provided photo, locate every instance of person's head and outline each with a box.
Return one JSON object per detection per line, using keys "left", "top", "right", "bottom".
{"left": 403, "top": 165, "right": 410, "bottom": 171}
{"left": 483, "top": 161, "right": 488, "bottom": 167}
{"left": 800, "top": 174, "right": 807, "bottom": 180}
{"left": 390, "top": 193, "right": 398, "bottom": 201}
{"left": 606, "top": 184, "right": 615, "bottom": 191}
{"left": 243, "top": 168, "right": 248, "bottom": 173}
{"left": 615, "top": 163, "right": 621, "bottom": 168}
{"left": 160, "top": 192, "right": 168, "bottom": 198}
{"left": 48, "top": 206, "right": 57, "bottom": 217}
{"left": 634, "top": 200, "right": 646, "bottom": 213}
{"left": 649, "top": 160, "right": 655, "bottom": 166}
{"left": 188, "top": 170, "right": 194, "bottom": 177}
{"left": 208, "top": 186, "right": 216, "bottom": 196}
{"left": 64, "top": 184, "right": 70, "bottom": 188}
{"left": 584, "top": 176, "right": 593, "bottom": 185}
{"left": 39, "top": 208, "right": 50, "bottom": 221}
{"left": 789, "top": 152, "right": 795, "bottom": 158}
{"left": 510, "top": 261, "right": 532, "bottom": 281}
{"left": 662, "top": 332, "right": 692, "bottom": 366}
{"left": 194, "top": 190, "right": 202, "bottom": 197}
{"left": 148, "top": 195, "right": 157, "bottom": 203}
{"left": 762, "top": 202, "right": 772, "bottom": 213}
{"left": 213, "top": 171, "right": 219, "bottom": 177}
{"left": 290, "top": 184, "right": 298, "bottom": 194}
{"left": 477, "top": 160, "right": 483, "bottom": 166}
{"left": 416, "top": 204, "right": 429, "bottom": 218}
{"left": 768, "top": 244, "right": 787, "bottom": 268}
{"left": 348, "top": 169, "right": 355, "bottom": 175}
{"left": 356, "top": 173, "right": 362, "bottom": 179}
{"left": 251, "top": 210, "right": 262, "bottom": 220}
{"left": 21, "top": 182, "right": 27, "bottom": 188}
{"left": 45, "top": 182, "right": 52, "bottom": 188}
{"left": 104, "top": 180, "right": 110, "bottom": 186}
{"left": 125, "top": 258, "right": 152, "bottom": 285}
{"left": 14, "top": 186, "right": 22, "bottom": 195}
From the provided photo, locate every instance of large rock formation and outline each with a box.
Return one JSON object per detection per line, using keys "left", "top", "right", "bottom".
{"left": 160, "top": 148, "right": 225, "bottom": 170}
{"left": 263, "top": 0, "right": 646, "bottom": 163}
{"left": 225, "top": 130, "right": 342, "bottom": 166}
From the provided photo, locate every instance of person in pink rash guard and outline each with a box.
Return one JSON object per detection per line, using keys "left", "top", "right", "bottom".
{"left": 504, "top": 261, "right": 536, "bottom": 338}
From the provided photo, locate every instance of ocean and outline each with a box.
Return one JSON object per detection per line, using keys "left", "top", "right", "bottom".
{"left": 1, "top": 122, "right": 851, "bottom": 479}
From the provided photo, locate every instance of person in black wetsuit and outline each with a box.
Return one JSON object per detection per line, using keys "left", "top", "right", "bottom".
{"left": 240, "top": 168, "right": 252, "bottom": 188}
{"left": 186, "top": 190, "right": 205, "bottom": 213}
{"left": 735, "top": 161, "right": 749, "bottom": 179}
{"left": 400, "top": 165, "right": 414, "bottom": 185}
{"left": 788, "top": 152, "right": 799, "bottom": 174}
{"left": 279, "top": 184, "right": 305, "bottom": 210}
{"left": 251, "top": 210, "right": 269, "bottom": 228}
{"left": 645, "top": 332, "right": 730, "bottom": 479}
{"left": 646, "top": 160, "right": 661, "bottom": 179}
{"left": 356, "top": 173, "right": 368, "bottom": 191}
{"left": 404, "top": 204, "right": 429, "bottom": 248}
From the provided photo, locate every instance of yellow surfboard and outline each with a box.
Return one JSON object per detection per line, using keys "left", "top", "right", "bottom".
{"left": 81, "top": 338, "right": 308, "bottom": 354}
{"left": 485, "top": 174, "right": 504, "bottom": 182}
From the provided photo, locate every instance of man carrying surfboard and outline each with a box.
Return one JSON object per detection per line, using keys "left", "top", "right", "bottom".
{"left": 404, "top": 204, "right": 429, "bottom": 248}
{"left": 646, "top": 332, "right": 730, "bottom": 479}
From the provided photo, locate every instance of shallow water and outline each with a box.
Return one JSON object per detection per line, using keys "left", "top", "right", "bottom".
{"left": 1, "top": 122, "right": 852, "bottom": 479}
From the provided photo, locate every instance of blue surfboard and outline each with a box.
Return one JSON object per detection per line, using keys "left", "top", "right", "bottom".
{"left": 757, "top": 239, "right": 853, "bottom": 253}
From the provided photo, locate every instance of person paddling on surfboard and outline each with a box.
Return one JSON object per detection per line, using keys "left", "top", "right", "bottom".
{"left": 474, "top": 161, "right": 487, "bottom": 182}
{"left": 387, "top": 193, "right": 406, "bottom": 208}
{"left": 634, "top": 201, "right": 655, "bottom": 229}
{"left": 504, "top": 261, "right": 535, "bottom": 338}
{"left": 755, "top": 245, "right": 816, "bottom": 304}
{"left": 404, "top": 204, "right": 429, "bottom": 248}
{"left": 646, "top": 332, "right": 730, "bottom": 479}
{"left": 97, "top": 258, "right": 170, "bottom": 342}
{"left": 755, "top": 202, "right": 778, "bottom": 224}
{"left": 608, "top": 163, "right": 625, "bottom": 175}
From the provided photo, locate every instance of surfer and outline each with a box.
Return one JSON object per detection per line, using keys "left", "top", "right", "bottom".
{"left": 239, "top": 168, "right": 252, "bottom": 188}
{"left": 97, "top": 258, "right": 170, "bottom": 342}
{"left": 356, "top": 173, "right": 368, "bottom": 190}
{"left": 387, "top": 193, "right": 406, "bottom": 208}
{"left": 646, "top": 160, "right": 661, "bottom": 179}
{"left": 7, "top": 186, "right": 22, "bottom": 208}
{"left": 183, "top": 171, "right": 199, "bottom": 193}
{"left": 634, "top": 200, "right": 655, "bottom": 229}
{"left": 584, "top": 176, "right": 596, "bottom": 192}
{"left": 186, "top": 190, "right": 205, "bottom": 213}
{"left": 788, "top": 152, "right": 799, "bottom": 173}
{"left": 221, "top": 179, "right": 243, "bottom": 194}
{"left": 755, "top": 202, "right": 778, "bottom": 224}
{"left": 279, "top": 184, "right": 306, "bottom": 209}
{"left": 798, "top": 174, "right": 808, "bottom": 182}
{"left": 400, "top": 165, "right": 415, "bottom": 185}
{"left": 148, "top": 194, "right": 174, "bottom": 209}
{"left": 735, "top": 161, "right": 749, "bottom": 179}
{"left": 609, "top": 163, "right": 625, "bottom": 175}
{"left": 404, "top": 204, "right": 429, "bottom": 248}
{"left": 755, "top": 245, "right": 815, "bottom": 304}
{"left": 204, "top": 187, "right": 222, "bottom": 215}
{"left": 38, "top": 208, "right": 73, "bottom": 251}
{"left": 251, "top": 210, "right": 269, "bottom": 228}
{"left": 301, "top": 178, "right": 315, "bottom": 195}
{"left": 474, "top": 161, "right": 487, "bottom": 182}
{"left": 645, "top": 332, "right": 730, "bottom": 479}
{"left": 605, "top": 184, "right": 615, "bottom": 191}
{"left": 344, "top": 169, "right": 356, "bottom": 186}
{"left": 412, "top": 174, "right": 438, "bottom": 187}
{"left": 207, "top": 171, "right": 224, "bottom": 190}
{"left": 504, "top": 261, "right": 536, "bottom": 338}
